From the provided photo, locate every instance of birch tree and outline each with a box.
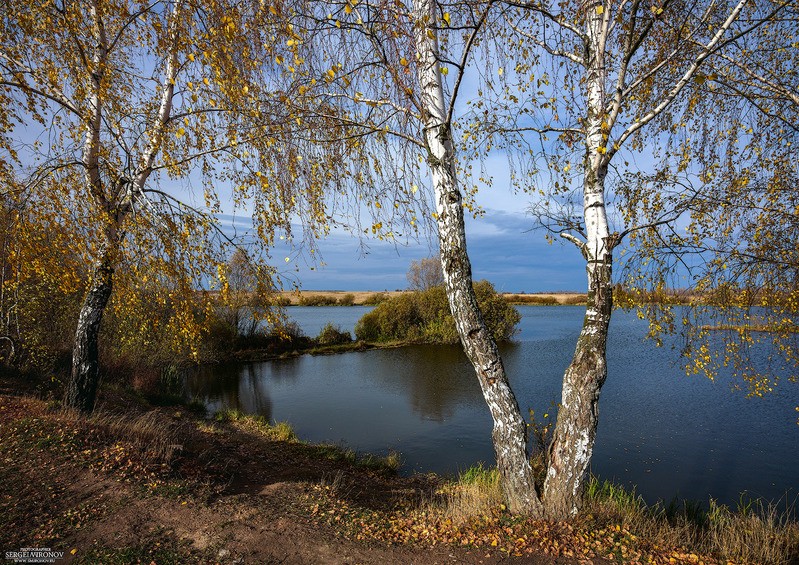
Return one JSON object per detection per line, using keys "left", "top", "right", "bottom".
{"left": 0, "top": 0, "right": 337, "bottom": 411}
{"left": 482, "top": 0, "right": 793, "bottom": 517}
{"left": 291, "top": 0, "right": 544, "bottom": 513}
{"left": 295, "top": 0, "right": 792, "bottom": 518}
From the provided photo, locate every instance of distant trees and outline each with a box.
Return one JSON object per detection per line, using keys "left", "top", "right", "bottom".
{"left": 216, "top": 249, "right": 275, "bottom": 339}
{"left": 407, "top": 255, "right": 444, "bottom": 291}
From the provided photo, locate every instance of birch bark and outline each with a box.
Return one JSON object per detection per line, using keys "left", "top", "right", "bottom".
{"left": 412, "top": 0, "right": 543, "bottom": 514}
{"left": 541, "top": 1, "right": 614, "bottom": 518}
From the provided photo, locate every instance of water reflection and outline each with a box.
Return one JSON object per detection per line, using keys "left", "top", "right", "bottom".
{"left": 192, "top": 364, "right": 274, "bottom": 421}
{"left": 361, "top": 345, "right": 483, "bottom": 421}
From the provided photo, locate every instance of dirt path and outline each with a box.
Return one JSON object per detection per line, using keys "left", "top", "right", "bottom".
{"left": 0, "top": 394, "right": 601, "bottom": 564}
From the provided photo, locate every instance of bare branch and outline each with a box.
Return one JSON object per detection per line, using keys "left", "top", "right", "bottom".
{"left": 608, "top": 0, "right": 749, "bottom": 162}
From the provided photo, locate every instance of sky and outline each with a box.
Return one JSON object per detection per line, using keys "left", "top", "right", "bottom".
{"left": 263, "top": 172, "right": 589, "bottom": 293}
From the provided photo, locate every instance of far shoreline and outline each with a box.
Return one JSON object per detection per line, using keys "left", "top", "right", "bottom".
{"left": 278, "top": 289, "right": 588, "bottom": 306}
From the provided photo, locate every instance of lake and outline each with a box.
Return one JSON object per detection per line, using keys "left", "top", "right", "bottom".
{"left": 186, "top": 305, "right": 798, "bottom": 509}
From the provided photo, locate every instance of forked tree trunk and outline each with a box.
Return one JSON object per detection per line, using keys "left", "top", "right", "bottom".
{"left": 64, "top": 254, "right": 114, "bottom": 413}
{"left": 542, "top": 129, "right": 615, "bottom": 517}
{"left": 543, "top": 251, "right": 613, "bottom": 518}
{"left": 413, "top": 0, "right": 542, "bottom": 515}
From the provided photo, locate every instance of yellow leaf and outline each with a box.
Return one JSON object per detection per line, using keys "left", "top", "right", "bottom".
{"left": 70, "top": 549, "right": 77, "bottom": 555}
{"left": 440, "top": 66, "right": 448, "bottom": 75}
{"left": 443, "top": 12, "right": 451, "bottom": 25}
{"left": 344, "top": 4, "right": 352, "bottom": 14}
{"left": 203, "top": 77, "right": 209, "bottom": 86}
{"left": 400, "top": 57, "right": 408, "bottom": 66}
{"left": 269, "top": 5, "right": 277, "bottom": 15}
{"left": 176, "top": 127, "right": 186, "bottom": 138}
{"left": 287, "top": 39, "right": 297, "bottom": 47}
{"left": 596, "top": 5, "right": 604, "bottom": 14}
{"left": 276, "top": 55, "right": 284, "bottom": 64}
{"left": 188, "top": 53, "right": 195, "bottom": 62}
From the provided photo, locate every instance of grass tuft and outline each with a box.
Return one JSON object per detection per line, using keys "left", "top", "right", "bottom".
{"left": 441, "top": 463, "right": 503, "bottom": 523}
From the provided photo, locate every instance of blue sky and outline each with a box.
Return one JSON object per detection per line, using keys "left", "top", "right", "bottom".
{"left": 268, "top": 204, "right": 588, "bottom": 293}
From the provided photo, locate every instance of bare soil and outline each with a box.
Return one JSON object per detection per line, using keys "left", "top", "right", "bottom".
{"left": 0, "top": 390, "right": 603, "bottom": 565}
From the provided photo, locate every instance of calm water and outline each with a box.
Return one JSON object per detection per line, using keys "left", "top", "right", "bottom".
{"left": 187, "top": 306, "right": 799, "bottom": 508}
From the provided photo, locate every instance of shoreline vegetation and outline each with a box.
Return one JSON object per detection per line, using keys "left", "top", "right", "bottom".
{"left": 0, "top": 378, "right": 796, "bottom": 564}
{"left": 231, "top": 282, "right": 522, "bottom": 362}
{"left": 272, "top": 289, "right": 591, "bottom": 306}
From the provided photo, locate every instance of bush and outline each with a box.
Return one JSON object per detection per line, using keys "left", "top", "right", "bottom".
{"left": 271, "top": 320, "right": 306, "bottom": 340}
{"left": 355, "top": 281, "right": 520, "bottom": 344}
{"left": 362, "top": 292, "right": 389, "bottom": 305}
{"left": 506, "top": 294, "right": 559, "bottom": 305}
{"left": 298, "top": 294, "right": 339, "bottom": 306}
{"left": 337, "top": 293, "right": 356, "bottom": 306}
{"left": 316, "top": 323, "right": 352, "bottom": 345}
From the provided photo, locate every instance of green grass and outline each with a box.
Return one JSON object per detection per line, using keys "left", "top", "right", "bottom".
{"left": 306, "top": 443, "right": 401, "bottom": 473}
{"left": 213, "top": 408, "right": 298, "bottom": 442}
{"left": 440, "top": 463, "right": 503, "bottom": 522}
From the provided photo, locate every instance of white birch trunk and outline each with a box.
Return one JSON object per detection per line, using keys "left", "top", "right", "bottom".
{"left": 412, "top": 0, "right": 543, "bottom": 515}
{"left": 542, "top": 1, "right": 614, "bottom": 518}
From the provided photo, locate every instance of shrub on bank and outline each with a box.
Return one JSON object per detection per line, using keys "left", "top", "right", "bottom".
{"left": 316, "top": 323, "right": 352, "bottom": 345}
{"left": 362, "top": 292, "right": 390, "bottom": 305}
{"left": 298, "top": 294, "right": 339, "bottom": 306}
{"left": 354, "top": 281, "right": 520, "bottom": 344}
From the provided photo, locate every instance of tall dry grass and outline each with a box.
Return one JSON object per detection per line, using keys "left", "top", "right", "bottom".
{"left": 59, "top": 407, "right": 185, "bottom": 465}
{"left": 586, "top": 479, "right": 799, "bottom": 565}
{"left": 440, "top": 463, "right": 503, "bottom": 523}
